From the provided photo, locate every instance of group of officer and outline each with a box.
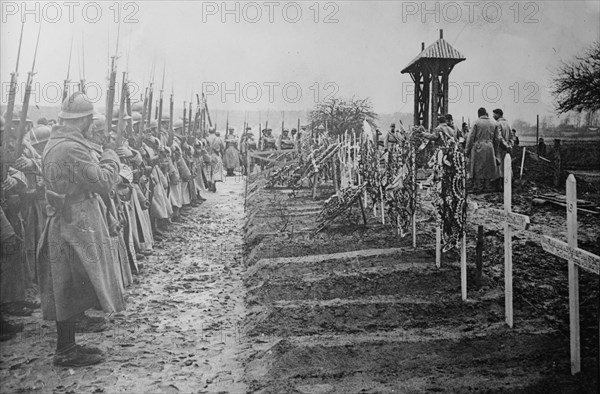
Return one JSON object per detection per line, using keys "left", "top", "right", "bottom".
{"left": 380, "top": 108, "right": 516, "bottom": 192}
{"left": 0, "top": 91, "right": 236, "bottom": 367}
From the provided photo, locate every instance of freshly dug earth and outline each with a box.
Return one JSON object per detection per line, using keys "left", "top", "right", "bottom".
{"left": 243, "top": 171, "right": 599, "bottom": 393}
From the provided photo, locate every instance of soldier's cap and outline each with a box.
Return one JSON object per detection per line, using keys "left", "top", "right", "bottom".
{"left": 246, "top": 126, "right": 252, "bottom": 130}
{"left": 390, "top": 123, "right": 396, "bottom": 127}
{"left": 437, "top": 115, "right": 446, "bottom": 123}
{"left": 444, "top": 114, "right": 454, "bottom": 121}
{"left": 283, "top": 128, "right": 289, "bottom": 133}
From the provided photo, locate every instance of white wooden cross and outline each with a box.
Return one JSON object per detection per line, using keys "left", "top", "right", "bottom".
{"left": 540, "top": 174, "right": 600, "bottom": 375}
{"left": 477, "top": 154, "right": 530, "bottom": 326}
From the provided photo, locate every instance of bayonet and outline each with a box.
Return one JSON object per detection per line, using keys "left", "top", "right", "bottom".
{"left": 15, "top": 22, "right": 42, "bottom": 158}
{"left": 1, "top": 21, "right": 25, "bottom": 181}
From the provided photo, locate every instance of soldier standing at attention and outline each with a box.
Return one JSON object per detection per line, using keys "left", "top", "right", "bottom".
{"left": 38, "top": 92, "right": 125, "bottom": 367}
{"left": 492, "top": 108, "right": 514, "bottom": 188}
{"left": 465, "top": 107, "right": 500, "bottom": 193}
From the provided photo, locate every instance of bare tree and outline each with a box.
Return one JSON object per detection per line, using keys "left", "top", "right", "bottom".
{"left": 552, "top": 41, "right": 600, "bottom": 114}
{"left": 309, "top": 97, "right": 377, "bottom": 136}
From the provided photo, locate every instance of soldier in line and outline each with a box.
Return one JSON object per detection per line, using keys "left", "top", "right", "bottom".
{"left": 278, "top": 128, "right": 295, "bottom": 150}
{"left": 384, "top": 123, "right": 403, "bottom": 152}
{"left": 240, "top": 128, "right": 257, "bottom": 175}
{"left": 205, "top": 127, "right": 225, "bottom": 191}
{"left": 261, "top": 128, "right": 276, "bottom": 151}
{"left": 38, "top": 92, "right": 125, "bottom": 366}
{"left": 224, "top": 127, "right": 241, "bottom": 176}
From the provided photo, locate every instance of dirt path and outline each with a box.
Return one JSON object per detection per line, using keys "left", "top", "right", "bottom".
{"left": 0, "top": 177, "right": 247, "bottom": 393}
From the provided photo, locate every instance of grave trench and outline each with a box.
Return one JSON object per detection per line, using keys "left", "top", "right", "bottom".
{"left": 243, "top": 185, "right": 571, "bottom": 392}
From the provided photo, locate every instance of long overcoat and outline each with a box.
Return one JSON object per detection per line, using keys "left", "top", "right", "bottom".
{"left": 37, "top": 125, "right": 125, "bottom": 321}
{"left": 465, "top": 116, "right": 500, "bottom": 180}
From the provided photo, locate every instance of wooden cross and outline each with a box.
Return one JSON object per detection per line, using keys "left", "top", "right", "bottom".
{"left": 540, "top": 174, "right": 600, "bottom": 375}
{"left": 477, "top": 154, "right": 530, "bottom": 326}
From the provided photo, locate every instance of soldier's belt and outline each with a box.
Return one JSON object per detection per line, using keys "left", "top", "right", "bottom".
{"left": 45, "top": 190, "right": 95, "bottom": 220}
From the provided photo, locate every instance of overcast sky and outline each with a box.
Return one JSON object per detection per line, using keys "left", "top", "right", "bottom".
{"left": 1, "top": 0, "right": 599, "bottom": 124}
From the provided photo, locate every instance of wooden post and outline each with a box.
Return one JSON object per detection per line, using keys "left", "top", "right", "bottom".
{"left": 435, "top": 226, "right": 441, "bottom": 268}
{"left": 519, "top": 146, "right": 526, "bottom": 180}
{"left": 332, "top": 158, "right": 338, "bottom": 194}
{"left": 358, "top": 195, "right": 368, "bottom": 226}
{"left": 504, "top": 154, "right": 514, "bottom": 328}
{"left": 412, "top": 214, "right": 417, "bottom": 248}
{"left": 312, "top": 173, "right": 318, "bottom": 199}
{"left": 412, "top": 147, "right": 417, "bottom": 249}
{"left": 536, "top": 114, "right": 539, "bottom": 154}
{"left": 380, "top": 185, "right": 385, "bottom": 224}
{"left": 461, "top": 164, "right": 468, "bottom": 301}
{"left": 461, "top": 233, "right": 467, "bottom": 301}
{"left": 566, "top": 174, "right": 580, "bottom": 374}
{"left": 475, "top": 225, "right": 484, "bottom": 288}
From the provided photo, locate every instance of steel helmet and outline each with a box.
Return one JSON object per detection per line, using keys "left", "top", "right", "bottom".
{"left": 173, "top": 119, "right": 184, "bottom": 129}
{"left": 131, "top": 111, "right": 142, "bottom": 124}
{"left": 131, "top": 102, "right": 143, "bottom": 112}
{"left": 93, "top": 114, "right": 107, "bottom": 132}
{"left": 30, "top": 125, "right": 51, "bottom": 146}
{"left": 149, "top": 119, "right": 158, "bottom": 129}
{"left": 59, "top": 92, "right": 94, "bottom": 119}
{"left": 111, "top": 107, "right": 131, "bottom": 122}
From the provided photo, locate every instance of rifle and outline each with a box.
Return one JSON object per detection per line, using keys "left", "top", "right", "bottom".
{"left": 15, "top": 23, "right": 42, "bottom": 159}
{"left": 183, "top": 101, "right": 187, "bottom": 136}
{"left": 125, "top": 76, "right": 133, "bottom": 140}
{"left": 168, "top": 89, "right": 174, "bottom": 146}
{"left": 1, "top": 21, "right": 24, "bottom": 181}
{"left": 63, "top": 31, "right": 74, "bottom": 102}
{"left": 192, "top": 94, "right": 201, "bottom": 137}
{"left": 188, "top": 99, "right": 193, "bottom": 138}
{"left": 146, "top": 60, "right": 156, "bottom": 127}
{"left": 157, "top": 63, "right": 165, "bottom": 137}
{"left": 116, "top": 72, "right": 127, "bottom": 146}
{"left": 203, "top": 94, "right": 213, "bottom": 129}
{"left": 79, "top": 31, "right": 86, "bottom": 94}
{"left": 141, "top": 87, "right": 148, "bottom": 131}
{"left": 225, "top": 112, "right": 229, "bottom": 138}
{"left": 105, "top": 18, "right": 122, "bottom": 133}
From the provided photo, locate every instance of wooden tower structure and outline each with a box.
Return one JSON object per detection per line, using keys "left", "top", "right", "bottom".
{"left": 401, "top": 30, "right": 466, "bottom": 129}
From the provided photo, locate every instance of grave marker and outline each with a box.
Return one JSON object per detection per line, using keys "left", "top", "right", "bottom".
{"left": 540, "top": 174, "right": 600, "bottom": 375}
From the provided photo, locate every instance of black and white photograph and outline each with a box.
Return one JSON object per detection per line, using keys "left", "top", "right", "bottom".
{"left": 0, "top": 0, "right": 599, "bottom": 392}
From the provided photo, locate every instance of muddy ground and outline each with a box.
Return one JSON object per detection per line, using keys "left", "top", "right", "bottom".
{"left": 1, "top": 177, "right": 248, "bottom": 393}
{"left": 242, "top": 169, "right": 599, "bottom": 393}
{"left": 1, "top": 167, "right": 598, "bottom": 393}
